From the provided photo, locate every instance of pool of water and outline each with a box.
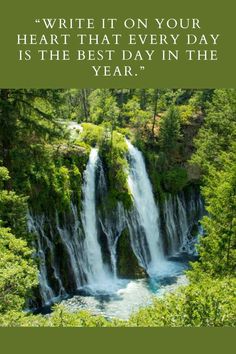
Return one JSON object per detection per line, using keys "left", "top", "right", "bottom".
{"left": 60, "top": 259, "right": 189, "bottom": 320}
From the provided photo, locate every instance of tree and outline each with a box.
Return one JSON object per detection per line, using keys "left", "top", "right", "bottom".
{"left": 159, "top": 106, "right": 182, "bottom": 156}
{"left": 190, "top": 89, "right": 236, "bottom": 277}
{"left": 0, "top": 89, "right": 64, "bottom": 181}
{"left": 192, "top": 151, "right": 236, "bottom": 277}
{"left": 88, "top": 89, "right": 118, "bottom": 124}
{"left": 191, "top": 89, "right": 236, "bottom": 174}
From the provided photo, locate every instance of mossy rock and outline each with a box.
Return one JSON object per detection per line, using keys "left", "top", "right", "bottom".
{"left": 117, "top": 229, "right": 147, "bottom": 279}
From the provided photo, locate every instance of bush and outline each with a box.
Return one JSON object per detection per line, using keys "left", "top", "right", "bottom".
{"left": 0, "top": 227, "right": 38, "bottom": 314}
{"left": 79, "top": 123, "right": 104, "bottom": 146}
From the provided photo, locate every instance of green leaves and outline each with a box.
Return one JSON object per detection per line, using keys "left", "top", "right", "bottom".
{"left": 0, "top": 167, "right": 10, "bottom": 189}
{"left": 0, "top": 227, "right": 38, "bottom": 314}
{"left": 191, "top": 89, "right": 236, "bottom": 175}
{"left": 163, "top": 167, "right": 188, "bottom": 193}
{"left": 159, "top": 105, "right": 182, "bottom": 154}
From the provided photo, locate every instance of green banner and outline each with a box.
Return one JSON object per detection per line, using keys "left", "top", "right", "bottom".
{"left": 0, "top": 328, "right": 235, "bottom": 354}
{"left": 0, "top": 0, "right": 235, "bottom": 88}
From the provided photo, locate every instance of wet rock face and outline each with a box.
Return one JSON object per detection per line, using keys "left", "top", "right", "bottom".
{"left": 117, "top": 229, "right": 147, "bottom": 279}
{"left": 161, "top": 186, "right": 204, "bottom": 256}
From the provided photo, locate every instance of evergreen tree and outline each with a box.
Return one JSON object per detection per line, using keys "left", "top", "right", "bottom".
{"left": 191, "top": 89, "right": 236, "bottom": 277}
{"left": 159, "top": 106, "right": 182, "bottom": 155}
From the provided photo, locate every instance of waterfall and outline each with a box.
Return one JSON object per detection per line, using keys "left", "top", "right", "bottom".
{"left": 163, "top": 195, "right": 179, "bottom": 254}
{"left": 28, "top": 214, "right": 66, "bottom": 305}
{"left": 56, "top": 204, "right": 86, "bottom": 289}
{"left": 177, "top": 195, "right": 189, "bottom": 250}
{"left": 163, "top": 190, "right": 204, "bottom": 256}
{"left": 27, "top": 140, "right": 204, "bottom": 307}
{"left": 126, "top": 140, "right": 165, "bottom": 276}
{"left": 99, "top": 202, "right": 126, "bottom": 278}
{"left": 80, "top": 148, "right": 112, "bottom": 292}
{"left": 96, "top": 158, "right": 126, "bottom": 278}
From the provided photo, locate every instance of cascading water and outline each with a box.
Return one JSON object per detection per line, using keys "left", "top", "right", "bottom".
{"left": 56, "top": 204, "right": 86, "bottom": 289}
{"left": 80, "top": 148, "right": 113, "bottom": 292}
{"left": 99, "top": 202, "right": 126, "bottom": 278}
{"left": 96, "top": 159, "right": 126, "bottom": 278}
{"left": 163, "top": 190, "right": 204, "bottom": 256}
{"left": 126, "top": 140, "right": 165, "bottom": 276}
{"left": 177, "top": 195, "right": 190, "bottom": 250}
{"left": 163, "top": 195, "right": 179, "bottom": 254}
{"left": 27, "top": 136, "right": 204, "bottom": 312}
{"left": 28, "top": 214, "right": 66, "bottom": 305}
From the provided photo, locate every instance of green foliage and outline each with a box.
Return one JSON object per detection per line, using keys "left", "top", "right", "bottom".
{"left": 0, "top": 227, "right": 38, "bottom": 314}
{"left": 0, "top": 89, "right": 64, "bottom": 154}
{"left": 88, "top": 89, "right": 120, "bottom": 125}
{"left": 0, "top": 89, "right": 77, "bottom": 214}
{"left": 0, "top": 167, "right": 10, "bottom": 188}
{"left": 0, "top": 190, "right": 28, "bottom": 237}
{"left": 191, "top": 89, "right": 236, "bottom": 174}
{"left": 122, "top": 97, "right": 150, "bottom": 128}
{"left": 0, "top": 305, "right": 110, "bottom": 327}
{"left": 190, "top": 89, "right": 236, "bottom": 277}
{"left": 79, "top": 123, "right": 104, "bottom": 146}
{"left": 159, "top": 106, "right": 182, "bottom": 154}
{"left": 58, "top": 89, "right": 91, "bottom": 121}
{"left": 178, "top": 104, "right": 195, "bottom": 124}
{"left": 0, "top": 166, "right": 28, "bottom": 238}
{"left": 191, "top": 151, "right": 236, "bottom": 277}
{"left": 117, "top": 229, "right": 146, "bottom": 278}
{"left": 100, "top": 132, "right": 132, "bottom": 209}
{"left": 11, "top": 142, "right": 88, "bottom": 214}
{"left": 163, "top": 167, "right": 188, "bottom": 193}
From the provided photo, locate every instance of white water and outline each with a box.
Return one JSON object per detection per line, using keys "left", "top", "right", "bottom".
{"left": 28, "top": 214, "right": 66, "bottom": 305}
{"left": 163, "top": 191, "right": 204, "bottom": 256}
{"left": 56, "top": 204, "right": 86, "bottom": 289}
{"left": 126, "top": 140, "right": 166, "bottom": 276}
{"left": 80, "top": 148, "right": 114, "bottom": 293}
{"left": 177, "top": 195, "right": 190, "bottom": 250}
{"left": 163, "top": 195, "right": 179, "bottom": 254}
{"left": 99, "top": 202, "right": 126, "bottom": 278}
{"left": 96, "top": 159, "right": 126, "bottom": 278}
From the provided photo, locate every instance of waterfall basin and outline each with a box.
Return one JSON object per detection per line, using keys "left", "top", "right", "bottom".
{"left": 59, "top": 258, "right": 189, "bottom": 321}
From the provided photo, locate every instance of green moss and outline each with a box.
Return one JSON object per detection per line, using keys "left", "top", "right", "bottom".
{"left": 117, "top": 229, "right": 146, "bottom": 279}
{"left": 100, "top": 131, "right": 132, "bottom": 210}
{"left": 79, "top": 123, "right": 104, "bottom": 146}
